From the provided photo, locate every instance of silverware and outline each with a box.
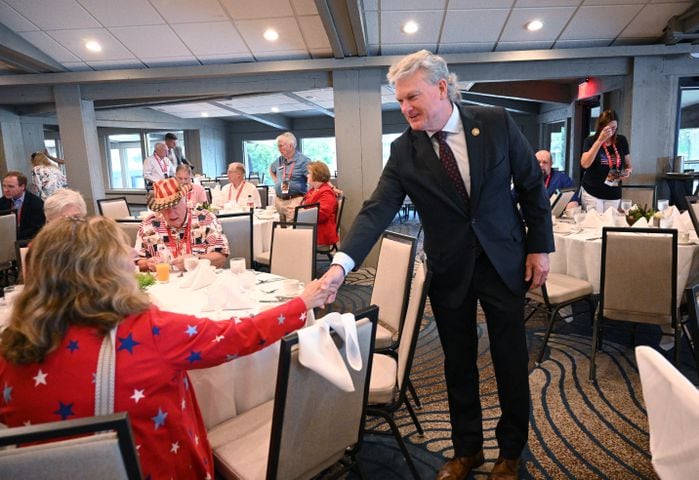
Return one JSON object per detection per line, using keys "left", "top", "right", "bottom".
{"left": 256, "top": 278, "right": 284, "bottom": 285}
{"left": 586, "top": 236, "right": 602, "bottom": 241}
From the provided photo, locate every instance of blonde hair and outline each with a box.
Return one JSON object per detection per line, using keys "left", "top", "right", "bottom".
{"left": 43, "top": 188, "right": 87, "bottom": 222}
{"left": 31, "top": 152, "right": 56, "bottom": 168}
{"left": 307, "top": 161, "right": 331, "bottom": 183}
{"left": 0, "top": 216, "right": 150, "bottom": 364}
{"left": 387, "top": 50, "right": 461, "bottom": 103}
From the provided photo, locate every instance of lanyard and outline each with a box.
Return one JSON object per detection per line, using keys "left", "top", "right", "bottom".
{"left": 228, "top": 181, "right": 246, "bottom": 202}
{"left": 166, "top": 211, "right": 192, "bottom": 257}
{"left": 601, "top": 142, "right": 621, "bottom": 170}
{"left": 155, "top": 155, "right": 169, "bottom": 174}
{"left": 281, "top": 160, "right": 295, "bottom": 182}
{"left": 544, "top": 173, "right": 551, "bottom": 188}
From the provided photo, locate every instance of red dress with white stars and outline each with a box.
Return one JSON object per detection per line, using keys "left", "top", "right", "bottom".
{"left": 0, "top": 300, "right": 308, "bottom": 479}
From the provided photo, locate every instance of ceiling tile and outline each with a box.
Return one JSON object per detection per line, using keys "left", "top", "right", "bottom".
{"left": 86, "top": 59, "right": 145, "bottom": 69}
{"left": 174, "top": 22, "right": 248, "bottom": 55}
{"left": 47, "top": 28, "right": 136, "bottom": 61}
{"left": 143, "top": 56, "right": 200, "bottom": 67}
{"left": 381, "top": 11, "right": 444, "bottom": 44}
{"left": 554, "top": 38, "right": 612, "bottom": 48}
{"left": 198, "top": 53, "right": 255, "bottom": 64}
{"left": 220, "top": 0, "right": 293, "bottom": 20}
{"left": 295, "top": 88, "right": 334, "bottom": 101}
{"left": 515, "top": 0, "right": 579, "bottom": 6}
{"left": 18, "top": 31, "right": 82, "bottom": 62}
{"left": 5, "top": 0, "right": 99, "bottom": 30}
{"left": 297, "top": 15, "right": 331, "bottom": 50}
{"left": 441, "top": 9, "right": 510, "bottom": 43}
{"left": 290, "top": 0, "right": 317, "bottom": 15}
{"left": 437, "top": 42, "right": 495, "bottom": 53}
{"left": 381, "top": 43, "right": 438, "bottom": 55}
{"left": 109, "top": 25, "right": 192, "bottom": 58}
{"left": 449, "top": 0, "right": 514, "bottom": 8}
{"left": 77, "top": 0, "right": 164, "bottom": 27}
{"left": 381, "top": 0, "right": 446, "bottom": 10}
{"left": 148, "top": 0, "right": 228, "bottom": 23}
{"left": 495, "top": 40, "right": 554, "bottom": 51}
{"left": 0, "top": 1, "right": 38, "bottom": 31}
{"left": 365, "top": 11, "right": 379, "bottom": 45}
{"left": 559, "top": 5, "right": 644, "bottom": 40}
{"left": 235, "top": 17, "right": 307, "bottom": 53}
{"left": 501, "top": 7, "right": 576, "bottom": 42}
{"left": 619, "top": 2, "right": 692, "bottom": 38}
{"left": 364, "top": 0, "right": 378, "bottom": 11}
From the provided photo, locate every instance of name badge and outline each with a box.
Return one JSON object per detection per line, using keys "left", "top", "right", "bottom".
{"left": 281, "top": 181, "right": 290, "bottom": 195}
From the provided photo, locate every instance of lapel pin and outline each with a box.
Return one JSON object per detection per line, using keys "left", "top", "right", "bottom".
{"left": 471, "top": 128, "right": 480, "bottom": 137}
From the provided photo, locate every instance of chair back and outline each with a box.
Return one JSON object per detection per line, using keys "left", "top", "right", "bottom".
{"left": 293, "top": 202, "right": 319, "bottom": 225}
{"left": 0, "top": 412, "right": 141, "bottom": 480}
{"left": 269, "top": 222, "right": 316, "bottom": 284}
{"left": 685, "top": 283, "right": 699, "bottom": 373}
{"left": 0, "top": 213, "right": 17, "bottom": 265}
{"left": 201, "top": 180, "right": 218, "bottom": 190}
{"left": 267, "top": 307, "right": 378, "bottom": 480}
{"left": 636, "top": 346, "right": 699, "bottom": 479}
{"left": 686, "top": 196, "right": 699, "bottom": 237}
{"left": 257, "top": 185, "right": 269, "bottom": 209}
{"left": 14, "top": 240, "right": 30, "bottom": 283}
{"left": 204, "top": 187, "right": 213, "bottom": 205}
{"left": 620, "top": 185, "right": 656, "bottom": 210}
{"left": 115, "top": 219, "right": 141, "bottom": 248}
{"left": 216, "top": 176, "right": 230, "bottom": 187}
{"left": 248, "top": 172, "right": 262, "bottom": 186}
{"left": 396, "top": 258, "right": 432, "bottom": 391}
{"left": 97, "top": 197, "right": 130, "bottom": 220}
{"left": 600, "top": 227, "right": 677, "bottom": 325}
{"left": 336, "top": 195, "right": 345, "bottom": 235}
{"left": 218, "top": 212, "right": 253, "bottom": 269}
{"left": 370, "top": 231, "right": 417, "bottom": 335}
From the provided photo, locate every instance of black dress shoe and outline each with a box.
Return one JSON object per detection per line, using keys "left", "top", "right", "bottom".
{"left": 435, "top": 450, "right": 485, "bottom": 480}
{"left": 488, "top": 455, "right": 520, "bottom": 480}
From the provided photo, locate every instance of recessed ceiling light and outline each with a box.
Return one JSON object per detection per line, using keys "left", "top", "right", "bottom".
{"left": 263, "top": 29, "right": 279, "bottom": 42}
{"left": 85, "top": 40, "right": 102, "bottom": 52}
{"left": 526, "top": 20, "right": 543, "bottom": 32}
{"left": 200, "top": 112, "right": 209, "bottom": 117}
{"left": 270, "top": 106, "right": 280, "bottom": 113}
{"left": 402, "top": 21, "right": 419, "bottom": 34}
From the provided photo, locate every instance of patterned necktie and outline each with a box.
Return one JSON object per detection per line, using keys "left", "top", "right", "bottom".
{"left": 433, "top": 131, "right": 470, "bottom": 205}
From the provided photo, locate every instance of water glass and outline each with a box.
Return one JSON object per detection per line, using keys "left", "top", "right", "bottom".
{"left": 184, "top": 254, "right": 199, "bottom": 272}
{"left": 230, "top": 257, "right": 246, "bottom": 275}
{"left": 657, "top": 199, "right": 670, "bottom": 211}
{"left": 621, "top": 199, "right": 632, "bottom": 213}
{"left": 2, "top": 285, "right": 22, "bottom": 307}
{"left": 239, "top": 270, "right": 256, "bottom": 292}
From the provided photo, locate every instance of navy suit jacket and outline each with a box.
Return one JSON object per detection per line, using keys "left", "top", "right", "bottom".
{"left": 0, "top": 190, "right": 45, "bottom": 241}
{"left": 340, "top": 105, "right": 554, "bottom": 308}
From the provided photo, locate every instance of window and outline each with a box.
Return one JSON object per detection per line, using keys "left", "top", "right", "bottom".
{"left": 300, "top": 137, "right": 337, "bottom": 173}
{"left": 146, "top": 131, "right": 185, "bottom": 159}
{"left": 108, "top": 134, "right": 144, "bottom": 189}
{"left": 544, "top": 122, "right": 566, "bottom": 171}
{"left": 676, "top": 82, "right": 699, "bottom": 172}
{"left": 382, "top": 133, "right": 401, "bottom": 165}
{"left": 244, "top": 140, "right": 278, "bottom": 183}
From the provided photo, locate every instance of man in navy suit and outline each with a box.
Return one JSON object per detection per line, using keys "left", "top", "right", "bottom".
{"left": 321, "top": 51, "right": 553, "bottom": 480}
{"left": 1, "top": 171, "right": 45, "bottom": 241}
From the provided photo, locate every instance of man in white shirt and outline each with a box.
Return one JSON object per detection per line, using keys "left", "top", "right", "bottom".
{"left": 220, "top": 162, "right": 261, "bottom": 208}
{"left": 143, "top": 143, "right": 175, "bottom": 188}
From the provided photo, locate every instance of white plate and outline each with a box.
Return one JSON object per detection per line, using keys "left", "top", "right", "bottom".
{"left": 276, "top": 287, "right": 304, "bottom": 299}
{"left": 553, "top": 223, "right": 581, "bottom": 234}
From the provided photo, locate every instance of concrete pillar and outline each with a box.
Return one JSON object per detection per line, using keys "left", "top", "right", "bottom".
{"left": 333, "top": 68, "right": 384, "bottom": 267}
{"left": 0, "top": 113, "right": 27, "bottom": 175}
{"left": 54, "top": 85, "right": 105, "bottom": 214}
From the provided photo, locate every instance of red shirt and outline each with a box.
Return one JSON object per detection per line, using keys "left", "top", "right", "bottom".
{"left": 303, "top": 183, "right": 339, "bottom": 246}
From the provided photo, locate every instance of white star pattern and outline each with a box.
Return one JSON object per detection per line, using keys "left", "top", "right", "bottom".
{"left": 130, "top": 389, "right": 145, "bottom": 403}
{"left": 32, "top": 369, "right": 48, "bottom": 386}
{"left": 299, "top": 312, "right": 307, "bottom": 322}
{"left": 170, "top": 441, "right": 180, "bottom": 454}
{"left": 277, "top": 314, "right": 285, "bottom": 325}
{"left": 213, "top": 335, "right": 224, "bottom": 343}
{"left": 23, "top": 420, "right": 31, "bottom": 426}
{"left": 194, "top": 435, "right": 199, "bottom": 445}
{"left": 136, "top": 444, "right": 141, "bottom": 451}
{"left": 205, "top": 473, "right": 212, "bottom": 480}
{"left": 181, "top": 399, "right": 186, "bottom": 410}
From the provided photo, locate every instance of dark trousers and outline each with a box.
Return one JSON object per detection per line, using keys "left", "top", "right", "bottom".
{"left": 431, "top": 253, "right": 529, "bottom": 459}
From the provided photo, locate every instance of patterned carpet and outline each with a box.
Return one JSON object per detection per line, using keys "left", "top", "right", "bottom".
{"left": 325, "top": 264, "right": 699, "bottom": 480}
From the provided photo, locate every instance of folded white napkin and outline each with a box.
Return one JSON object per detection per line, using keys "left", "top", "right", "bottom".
{"left": 580, "top": 210, "right": 603, "bottom": 229}
{"left": 679, "top": 211, "right": 694, "bottom": 233}
{"left": 203, "top": 278, "right": 255, "bottom": 311}
{"left": 601, "top": 207, "right": 616, "bottom": 226}
{"left": 632, "top": 216, "right": 649, "bottom": 228}
{"left": 297, "top": 312, "right": 362, "bottom": 392}
{"left": 182, "top": 263, "right": 218, "bottom": 290}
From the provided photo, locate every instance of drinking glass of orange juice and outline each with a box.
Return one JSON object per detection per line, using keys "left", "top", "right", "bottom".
{"left": 155, "top": 262, "right": 170, "bottom": 283}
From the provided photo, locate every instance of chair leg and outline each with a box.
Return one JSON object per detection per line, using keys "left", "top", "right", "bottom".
{"left": 407, "top": 379, "right": 422, "bottom": 409}
{"left": 537, "top": 308, "right": 559, "bottom": 365}
{"left": 366, "top": 408, "right": 421, "bottom": 480}
{"left": 590, "top": 314, "right": 601, "bottom": 383}
{"left": 403, "top": 397, "right": 424, "bottom": 437}
{"left": 675, "top": 323, "right": 682, "bottom": 367}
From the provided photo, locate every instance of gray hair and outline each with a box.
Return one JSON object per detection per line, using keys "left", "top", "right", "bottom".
{"left": 43, "top": 188, "right": 87, "bottom": 222}
{"left": 276, "top": 132, "right": 297, "bottom": 149}
{"left": 227, "top": 162, "right": 246, "bottom": 175}
{"left": 387, "top": 50, "right": 461, "bottom": 103}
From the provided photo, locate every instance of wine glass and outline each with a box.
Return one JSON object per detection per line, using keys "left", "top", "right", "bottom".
{"left": 621, "top": 199, "right": 632, "bottom": 213}
{"left": 230, "top": 257, "right": 246, "bottom": 275}
{"left": 239, "top": 270, "right": 256, "bottom": 293}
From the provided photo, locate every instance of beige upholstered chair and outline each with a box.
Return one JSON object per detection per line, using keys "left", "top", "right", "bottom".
{"left": 115, "top": 219, "right": 141, "bottom": 249}
{"left": 210, "top": 307, "right": 378, "bottom": 480}
{"left": 526, "top": 272, "right": 595, "bottom": 364}
{"left": 293, "top": 202, "right": 319, "bottom": 225}
{"left": 620, "top": 185, "right": 656, "bottom": 210}
{"left": 267, "top": 222, "right": 316, "bottom": 284}
{"left": 0, "top": 212, "right": 17, "bottom": 284}
{"left": 636, "top": 346, "right": 699, "bottom": 479}
{"left": 218, "top": 212, "right": 253, "bottom": 269}
{"left": 590, "top": 227, "right": 678, "bottom": 382}
{"left": 97, "top": 197, "right": 130, "bottom": 220}
{"left": 366, "top": 259, "right": 431, "bottom": 480}
{"left": 370, "top": 231, "right": 417, "bottom": 350}
{"left": 0, "top": 412, "right": 141, "bottom": 479}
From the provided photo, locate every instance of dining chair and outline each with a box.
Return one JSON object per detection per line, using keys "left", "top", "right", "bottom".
{"left": 371, "top": 231, "right": 418, "bottom": 351}
{"left": 317, "top": 195, "right": 345, "bottom": 260}
{"left": 205, "top": 187, "right": 213, "bottom": 205}
{"left": 0, "top": 412, "right": 142, "bottom": 480}
{"left": 366, "top": 258, "right": 432, "bottom": 480}
{"left": 256, "top": 185, "right": 269, "bottom": 209}
{"left": 590, "top": 227, "right": 678, "bottom": 382}
{"left": 267, "top": 221, "right": 317, "bottom": 284}
{"left": 636, "top": 345, "right": 699, "bottom": 479}
{"left": 686, "top": 196, "right": 699, "bottom": 237}
{"left": 210, "top": 306, "right": 378, "bottom": 480}
{"left": 14, "top": 240, "right": 30, "bottom": 283}
{"left": 201, "top": 180, "right": 218, "bottom": 190}
{"left": 684, "top": 283, "right": 699, "bottom": 373}
{"left": 293, "top": 202, "right": 319, "bottom": 225}
{"left": 525, "top": 272, "right": 596, "bottom": 364}
{"left": 115, "top": 219, "right": 141, "bottom": 249}
{"left": 218, "top": 212, "right": 253, "bottom": 269}
{"left": 620, "top": 185, "right": 656, "bottom": 210}
{"left": 216, "top": 175, "right": 230, "bottom": 187}
{"left": 248, "top": 172, "right": 262, "bottom": 186}
{"left": 0, "top": 212, "right": 17, "bottom": 285}
{"left": 97, "top": 197, "right": 131, "bottom": 220}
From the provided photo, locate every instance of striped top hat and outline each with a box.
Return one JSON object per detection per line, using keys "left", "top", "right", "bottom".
{"left": 148, "top": 177, "right": 191, "bottom": 212}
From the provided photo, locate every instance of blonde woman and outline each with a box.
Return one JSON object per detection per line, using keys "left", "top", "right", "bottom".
{"left": 31, "top": 151, "right": 66, "bottom": 199}
{"left": 0, "top": 216, "right": 327, "bottom": 479}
